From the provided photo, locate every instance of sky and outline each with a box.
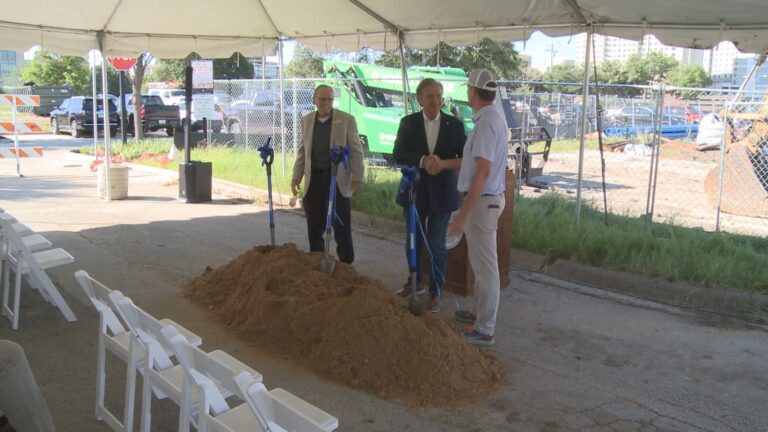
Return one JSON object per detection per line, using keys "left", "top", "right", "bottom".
{"left": 513, "top": 31, "right": 578, "bottom": 70}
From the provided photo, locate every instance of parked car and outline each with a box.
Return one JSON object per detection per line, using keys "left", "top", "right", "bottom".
{"left": 604, "top": 105, "right": 687, "bottom": 128}
{"left": 50, "top": 96, "right": 118, "bottom": 138}
{"left": 222, "top": 89, "right": 315, "bottom": 134}
{"left": 665, "top": 105, "right": 705, "bottom": 123}
{"left": 147, "top": 88, "right": 186, "bottom": 106}
{"left": 117, "top": 95, "right": 181, "bottom": 136}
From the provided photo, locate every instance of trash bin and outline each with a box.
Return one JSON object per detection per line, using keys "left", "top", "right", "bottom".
{"left": 97, "top": 165, "right": 130, "bottom": 200}
{"left": 440, "top": 168, "right": 516, "bottom": 297}
{"left": 179, "top": 161, "right": 212, "bottom": 203}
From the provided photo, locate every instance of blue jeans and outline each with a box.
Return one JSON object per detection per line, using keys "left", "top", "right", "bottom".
{"left": 403, "top": 207, "right": 451, "bottom": 295}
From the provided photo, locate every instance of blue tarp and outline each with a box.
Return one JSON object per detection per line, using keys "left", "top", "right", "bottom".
{"left": 604, "top": 124, "right": 699, "bottom": 139}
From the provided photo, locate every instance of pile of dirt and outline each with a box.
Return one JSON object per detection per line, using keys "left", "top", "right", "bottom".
{"left": 185, "top": 243, "right": 506, "bottom": 407}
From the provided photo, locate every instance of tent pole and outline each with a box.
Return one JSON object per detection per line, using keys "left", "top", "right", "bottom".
{"left": 98, "top": 34, "right": 112, "bottom": 203}
{"left": 278, "top": 39, "right": 286, "bottom": 174}
{"left": 91, "top": 50, "right": 99, "bottom": 164}
{"left": 575, "top": 29, "right": 592, "bottom": 225}
{"left": 398, "top": 32, "right": 409, "bottom": 116}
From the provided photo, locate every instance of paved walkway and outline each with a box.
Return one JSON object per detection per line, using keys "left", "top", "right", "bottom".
{"left": 0, "top": 138, "right": 766, "bottom": 431}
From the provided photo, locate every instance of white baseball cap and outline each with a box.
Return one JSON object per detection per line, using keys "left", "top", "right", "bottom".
{"left": 468, "top": 68, "right": 498, "bottom": 91}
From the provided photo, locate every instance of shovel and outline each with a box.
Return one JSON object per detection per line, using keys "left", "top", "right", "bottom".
{"left": 257, "top": 138, "right": 276, "bottom": 246}
{"left": 320, "top": 146, "right": 349, "bottom": 273}
{"left": 401, "top": 166, "right": 425, "bottom": 316}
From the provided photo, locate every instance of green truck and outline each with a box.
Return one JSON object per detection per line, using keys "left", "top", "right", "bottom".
{"left": 323, "top": 61, "right": 477, "bottom": 158}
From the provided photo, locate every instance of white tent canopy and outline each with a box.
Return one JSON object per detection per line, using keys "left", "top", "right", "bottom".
{"left": 1, "top": 0, "right": 767, "bottom": 57}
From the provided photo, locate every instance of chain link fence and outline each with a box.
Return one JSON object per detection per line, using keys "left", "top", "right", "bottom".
{"left": 207, "top": 76, "right": 768, "bottom": 237}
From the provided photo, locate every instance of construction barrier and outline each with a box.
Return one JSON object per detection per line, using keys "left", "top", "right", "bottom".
{"left": 0, "top": 93, "right": 42, "bottom": 176}
{"left": 0, "top": 122, "right": 43, "bottom": 134}
{"left": 0, "top": 147, "right": 43, "bottom": 158}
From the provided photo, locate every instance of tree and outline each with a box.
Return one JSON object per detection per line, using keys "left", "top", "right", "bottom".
{"left": 668, "top": 64, "right": 711, "bottom": 99}
{"left": 624, "top": 51, "right": 679, "bottom": 85}
{"left": 375, "top": 39, "right": 521, "bottom": 80}
{"left": 131, "top": 54, "right": 152, "bottom": 142}
{"left": 285, "top": 44, "right": 324, "bottom": 78}
{"left": 145, "top": 58, "right": 187, "bottom": 84}
{"left": 455, "top": 38, "right": 521, "bottom": 80}
{"left": 20, "top": 49, "right": 90, "bottom": 94}
{"left": 543, "top": 63, "right": 583, "bottom": 93}
{"left": 214, "top": 53, "right": 254, "bottom": 80}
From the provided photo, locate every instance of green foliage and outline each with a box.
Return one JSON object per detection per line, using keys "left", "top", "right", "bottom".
{"left": 146, "top": 57, "right": 188, "bottom": 84}
{"left": 624, "top": 51, "right": 679, "bottom": 84}
{"left": 20, "top": 49, "right": 90, "bottom": 94}
{"left": 512, "top": 194, "right": 768, "bottom": 292}
{"left": 146, "top": 52, "right": 254, "bottom": 85}
{"left": 542, "top": 63, "right": 583, "bottom": 93}
{"left": 285, "top": 44, "right": 324, "bottom": 78}
{"left": 668, "top": 64, "right": 712, "bottom": 98}
{"left": 374, "top": 38, "right": 523, "bottom": 80}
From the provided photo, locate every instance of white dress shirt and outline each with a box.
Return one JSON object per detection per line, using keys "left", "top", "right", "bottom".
{"left": 423, "top": 111, "right": 440, "bottom": 154}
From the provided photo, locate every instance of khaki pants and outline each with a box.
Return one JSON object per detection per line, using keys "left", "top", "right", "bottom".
{"left": 464, "top": 195, "right": 505, "bottom": 336}
{"left": 0, "top": 340, "right": 55, "bottom": 432}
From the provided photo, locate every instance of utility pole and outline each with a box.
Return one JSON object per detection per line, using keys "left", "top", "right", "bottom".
{"left": 548, "top": 42, "right": 558, "bottom": 71}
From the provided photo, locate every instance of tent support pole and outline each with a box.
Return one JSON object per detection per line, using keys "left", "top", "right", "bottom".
{"left": 398, "top": 32, "right": 409, "bottom": 116}
{"left": 278, "top": 39, "right": 286, "bottom": 174}
{"left": 575, "top": 30, "right": 592, "bottom": 225}
{"left": 98, "top": 33, "right": 112, "bottom": 203}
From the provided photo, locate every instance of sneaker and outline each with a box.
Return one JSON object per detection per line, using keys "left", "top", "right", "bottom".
{"left": 454, "top": 309, "right": 477, "bottom": 324}
{"left": 426, "top": 293, "right": 441, "bottom": 313}
{"left": 396, "top": 280, "right": 427, "bottom": 298}
{"left": 462, "top": 326, "right": 495, "bottom": 346}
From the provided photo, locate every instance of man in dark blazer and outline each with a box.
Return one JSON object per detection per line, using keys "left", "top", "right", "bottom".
{"left": 393, "top": 78, "right": 466, "bottom": 313}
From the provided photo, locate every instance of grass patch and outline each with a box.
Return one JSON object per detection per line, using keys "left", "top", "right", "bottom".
{"left": 81, "top": 142, "right": 768, "bottom": 293}
{"left": 512, "top": 193, "right": 768, "bottom": 293}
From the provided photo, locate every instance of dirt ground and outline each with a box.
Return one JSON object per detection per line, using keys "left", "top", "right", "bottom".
{"left": 186, "top": 243, "right": 506, "bottom": 408}
{"left": 526, "top": 141, "right": 768, "bottom": 237}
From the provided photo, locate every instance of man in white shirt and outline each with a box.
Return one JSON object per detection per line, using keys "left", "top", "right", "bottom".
{"left": 393, "top": 78, "right": 466, "bottom": 312}
{"left": 448, "top": 69, "right": 508, "bottom": 346}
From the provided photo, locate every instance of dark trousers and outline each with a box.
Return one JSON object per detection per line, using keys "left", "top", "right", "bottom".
{"left": 402, "top": 206, "right": 451, "bottom": 295}
{"left": 303, "top": 171, "right": 354, "bottom": 264}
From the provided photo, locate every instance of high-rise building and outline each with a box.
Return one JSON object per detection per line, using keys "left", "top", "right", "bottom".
{"left": 731, "top": 57, "right": 768, "bottom": 94}
{"left": 0, "top": 50, "right": 24, "bottom": 87}
{"left": 575, "top": 34, "right": 706, "bottom": 67}
{"left": 702, "top": 41, "right": 751, "bottom": 87}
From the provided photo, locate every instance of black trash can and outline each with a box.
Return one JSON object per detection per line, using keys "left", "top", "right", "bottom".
{"left": 179, "top": 161, "right": 212, "bottom": 203}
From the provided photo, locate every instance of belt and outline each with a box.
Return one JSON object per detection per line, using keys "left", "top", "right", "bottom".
{"left": 311, "top": 169, "right": 330, "bottom": 176}
{"left": 463, "top": 192, "right": 503, "bottom": 197}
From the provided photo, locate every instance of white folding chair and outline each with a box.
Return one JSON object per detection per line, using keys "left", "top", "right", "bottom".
{"left": 112, "top": 293, "right": 255, "bottom": 432}
{"left": 0, "top": 218, "right": 75, "bottom": 329}
{"left": 236, "top": 372, "right": 338, "bottom": 432}
{"left": 164, "top": 326, "right": 337, "bottom": 432}
{"left": 75, "top": 271, "right": 202, "bottom": 432}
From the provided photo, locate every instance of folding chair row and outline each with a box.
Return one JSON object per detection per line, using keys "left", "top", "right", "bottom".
{"left": 163, "top": 326, "right": 338, "bottom": 432}
{"left": 75, "top": 270, "right": 338, "bottom": 432}
{"left": 0, "top": 216, "right": 76, "bottom": 330}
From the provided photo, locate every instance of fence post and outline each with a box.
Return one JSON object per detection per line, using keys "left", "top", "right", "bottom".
{"left": 715, "top": 102, "right": 730, "bottom": 232}
{"left": 644, "top": 80, "right": 665, "bottom": 227}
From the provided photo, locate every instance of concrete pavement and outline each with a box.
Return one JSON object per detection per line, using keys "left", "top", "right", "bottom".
{"left": 0, "top": 137, "right": 766, "bottom": 431}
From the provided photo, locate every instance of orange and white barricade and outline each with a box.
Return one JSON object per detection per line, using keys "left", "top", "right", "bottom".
{"left": 0, "top": 94, "right": 42, "bottom": 176}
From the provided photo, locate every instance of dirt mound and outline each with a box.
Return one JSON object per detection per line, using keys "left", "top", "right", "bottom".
{"left": 185, "top": 243, "right": 506, "bottom": 407}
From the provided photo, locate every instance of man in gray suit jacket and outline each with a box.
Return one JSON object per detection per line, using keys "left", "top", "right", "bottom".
{"left": 291, "top": 85, "right": 365, "bottom": 263}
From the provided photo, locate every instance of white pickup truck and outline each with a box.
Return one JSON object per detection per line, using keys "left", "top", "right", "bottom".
{"left": 147, "top": 88, "right": 186, "bottom": 106}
